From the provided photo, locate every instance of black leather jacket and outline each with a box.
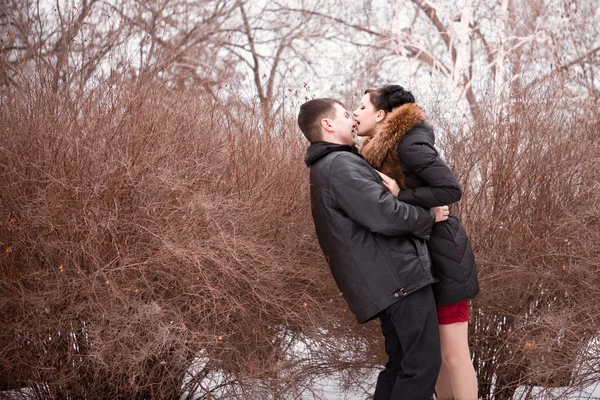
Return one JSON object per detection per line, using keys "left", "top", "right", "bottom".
{"left": 305, "top": 142, "right": 437, "bottom": 323}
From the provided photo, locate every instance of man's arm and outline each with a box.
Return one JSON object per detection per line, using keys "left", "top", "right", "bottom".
{"left": 328, "top": 152, "right": 435, "bottom": 239}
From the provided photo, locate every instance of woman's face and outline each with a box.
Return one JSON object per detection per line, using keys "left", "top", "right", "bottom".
{"left": 353, "top": 93, "right": 383, "bottom": 137}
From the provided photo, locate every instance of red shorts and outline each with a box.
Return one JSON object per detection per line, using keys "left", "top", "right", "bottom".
{"left": 436, "top": 300, "right": 469, "bottom": 325}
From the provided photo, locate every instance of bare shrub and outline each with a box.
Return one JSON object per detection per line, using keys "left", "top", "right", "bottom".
{"left": 434, "top": 83, "right": 600, "bottom": 399}
{"left": 0, "top": 70, "right": 359, "bottom": 398}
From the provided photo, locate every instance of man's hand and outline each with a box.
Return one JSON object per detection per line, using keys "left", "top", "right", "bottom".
{"left": 377, "top": 171, "right": 400, "bottom": 198}
{"left": 432, "top": 205, "right": 449, "bottom": 222}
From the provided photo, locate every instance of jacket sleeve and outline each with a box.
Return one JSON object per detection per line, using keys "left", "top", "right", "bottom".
{"left": 396, "top": 124, "right": 462, "bottom": 208}
{"left": 328, "top": 152, "right": 435, "bottom": 239}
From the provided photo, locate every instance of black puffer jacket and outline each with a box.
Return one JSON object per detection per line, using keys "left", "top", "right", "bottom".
{"left": 361, "top": 104, "right": 479, "bottom": 306}
{"left": 305, "top": 141, "right": 437, "bottom": 323}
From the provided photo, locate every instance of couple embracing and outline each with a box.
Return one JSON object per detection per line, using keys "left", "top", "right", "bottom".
{"left": 297, "top": 86, "right": 480, "bottom": 400}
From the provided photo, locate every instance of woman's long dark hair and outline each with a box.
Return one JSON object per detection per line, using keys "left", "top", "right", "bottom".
{"left": 365, "top": 85, "right": 415, "bottom": 112}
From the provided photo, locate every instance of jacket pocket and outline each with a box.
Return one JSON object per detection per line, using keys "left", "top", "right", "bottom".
{"left": 409, "top": 236, "right": 428, "bottom": 257}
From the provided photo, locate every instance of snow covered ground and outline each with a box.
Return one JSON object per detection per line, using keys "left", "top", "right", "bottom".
{"left": 512, "top": 382, "right": 600, "bottom": 400}
{"left": 4, "top": 378, "right": 600, "bottom": 399}
{"left": 4, "top": 336, "right": 600, "bottom": 399}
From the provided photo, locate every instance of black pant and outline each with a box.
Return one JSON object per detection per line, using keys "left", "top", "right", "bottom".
{"left": 373, "top": 284, "right": 441, "bottom": 400}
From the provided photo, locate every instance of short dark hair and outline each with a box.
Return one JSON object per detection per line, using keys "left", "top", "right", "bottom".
{"left": 365, "top": 85, "right": 415, "bottom": 112}
{"left": 297, "top": 98, "right": 343, "bottom": 143}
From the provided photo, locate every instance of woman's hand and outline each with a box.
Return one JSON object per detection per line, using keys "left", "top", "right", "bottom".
{"left": 432, "top": 205, "right": 449, "bottom": 222}
{"left": 377, "top": 170, "right": 400, "bottom": 198}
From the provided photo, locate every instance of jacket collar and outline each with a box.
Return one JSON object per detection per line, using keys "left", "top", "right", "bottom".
{"left": 305, "top": 141, "right": 361, "bottom": 166}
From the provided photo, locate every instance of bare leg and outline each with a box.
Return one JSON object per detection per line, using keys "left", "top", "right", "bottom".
{"left": 435, "top": 321, "right": 478, "bottom": 400}
{"left": 435, "top": 359, "right": 454, "bottom": 399}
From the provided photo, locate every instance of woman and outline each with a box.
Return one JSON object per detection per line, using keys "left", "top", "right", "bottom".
{"left": 353, "top": 85, "right": 479, "bottom": 400}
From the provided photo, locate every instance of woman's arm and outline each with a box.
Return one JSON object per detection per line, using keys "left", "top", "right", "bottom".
{"left": 396, "top": 123, "right": 462, "bottom": 208}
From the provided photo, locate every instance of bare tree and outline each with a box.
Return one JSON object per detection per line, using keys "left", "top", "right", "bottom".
{"left": 289, "top": 0, "right": 599, "bottom": 122}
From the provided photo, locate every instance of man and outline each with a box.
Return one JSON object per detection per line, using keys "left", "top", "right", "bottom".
{"left": 298, "top": 98, "right": 448, "bottom": 400}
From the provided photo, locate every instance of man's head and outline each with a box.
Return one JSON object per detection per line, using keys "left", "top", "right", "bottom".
{"left": 297, "top": 98, "right": 356, "bottom": 145}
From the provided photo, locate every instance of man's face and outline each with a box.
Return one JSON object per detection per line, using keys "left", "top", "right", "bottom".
{"left": 326, "top": 103, "right": 357, "bottom": 146}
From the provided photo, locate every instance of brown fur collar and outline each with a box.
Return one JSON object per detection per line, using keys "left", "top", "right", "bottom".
{"left": 360, "top": 103, "right": 426, "bottom": 187}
